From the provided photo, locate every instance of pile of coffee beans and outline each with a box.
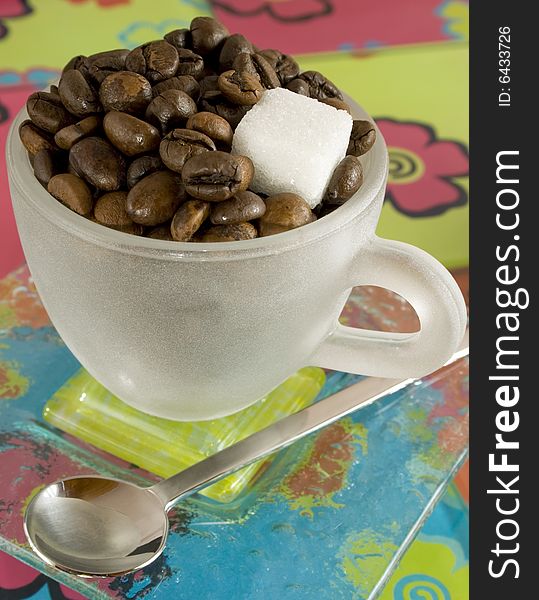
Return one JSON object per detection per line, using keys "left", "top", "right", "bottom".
{"left": 19, "top": 16, "right": 376, "bottom": 242}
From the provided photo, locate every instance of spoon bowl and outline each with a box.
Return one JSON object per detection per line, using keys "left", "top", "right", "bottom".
{"left": 24, "top": 476, "right": 168, "bottom": 577}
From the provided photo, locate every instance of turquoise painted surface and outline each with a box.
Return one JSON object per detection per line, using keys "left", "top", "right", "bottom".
{"left": 0, "top": 267, "right": 468, "bottom": 599}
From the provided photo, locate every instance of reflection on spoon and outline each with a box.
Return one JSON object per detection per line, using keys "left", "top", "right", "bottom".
{"left": 33, "top": 496, "right": 141, "bottom": 560}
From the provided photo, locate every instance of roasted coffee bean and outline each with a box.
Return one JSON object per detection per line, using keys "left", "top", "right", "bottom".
{"left": 86, "top": 49, "right": 129, "bottom": 68}
{"left": 146, "top": 90, "right": 198, "bottom": 133}
{"left": 59, "top": 69, "right": 102, "bottom": 117}
{"left": 199, "top": 90, "right": 249, "bottom": 129}
{"left": 186, "top": 111, "right": 233, "bottom": 148}
{"left": 198, "top": 75, "right": 220, "bottom": 95}
{"left": 164, "top": 28, "right": 192, "bottom": 51}
{"left": 124, "top": 47, "right": 146, "bottom": 75}
{"left": 325, "top": 156, "right": 363, "bottom": 205}
{"left": 127, "top": 155, "right": 163, "bottom": 188}
{"left": 197, "top": 65, "right": 218, "bottom": 80}
{"left": 314, "top": 203, "right": 339, "bottom": 218}
{"left": 26, "top": 91, "right": 73, "bottom": 134}
{"left": 62, "top": 55, "right": 87, "bottom": 75}
{"left": 219, "top": 34, "right": 254, "bottom": 71}
{"left": 170, "top": 199, "right": 210, "bottom": 241}
{"left": 152, "top": 75, "right": 200, "bottom": 100}
{"left": 85, "top": 49, "right": 130, "bottom": 85}
{"left": 298, "top": 71, "right": 343, "bottom": 100}
{"left": 320, "top": 98, "right": 352, "bottom": 114}
{"left": 54, "top": 116, "right": 101, "bottom": 150}
{"left": 251, "top": 54, "right": 281, "bottom": 89}
{"left": 218, "top": 70, "right": 263, "bottom": 106}
{"left": 232, "top": 53, "right": 256, "bottom": 76}
{"left": 126, "top": 40, "right": 179, "bottom": 83}
{"left": 233, "top": 53, "right": 280, "bottom": 89}
{"left": 258, "top": 49, "right": 299, "bottom": 84}
{"left": 93, "top": 191, "right": 143, "bottom": 234}
{"left": 210, "top": 190, "right": 265, "bottom": 225}
{"left": 285, "top": 78, "right": 310, "bottom": 96}
{"left": 33, "top": 149, "right": 64, "bottom": 187}
{"left": 103, "top": 111, "right": 161, "bottom": 156}
{"left": 99, "top": 71, "right": 153, "bottom": 114}
{"left": 176, "top": 49, "right": 205, "bottom": 79}
{"left": 49, "top": 84, "right": 61, "bottom": 99}
{"left": 69, "top": 136, "right": 126, "bottom": 191}
{"left": 182, "top": 151, "right": 253, "bottom": 202}
{"left": 48, "top": 173, "right": 93, "bottom": 215}
{"left": 259, "top": 193, "right": 315, "bottom": 236}
{"left": 59, "top": 58, "right": 88, "bottom": 82}
{"left": 190, "top": 17, "right": 229, "bottom": 55}
{"left": 256, "top": 49, "right": 277, "bottom": 62}
{"left": 19, "top": 120, "right": 56, "bottom": 155}
{"left": 126, "top": 170, "right": 186, "bottom": 226}
{"left": 23, "top": 20, "right": 369, "bottom": 241}
{"left": 67, "top": 163, "right": 81, "bottom": 177}
{"left": 201, "top": 222, "right": 257, "bottom": 242}
{"left": 146, "top": 224, "right": 174, "bottom": 240}
{"left": 159, "top": 129, "right": 216, "bottom": 172}
{"left": 347, "top": 120, "right": 376, "bottom": 156}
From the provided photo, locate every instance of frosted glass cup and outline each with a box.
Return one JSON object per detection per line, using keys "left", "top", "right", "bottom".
{"left": 7, "top": 102, "right": 466, "bottom": 421}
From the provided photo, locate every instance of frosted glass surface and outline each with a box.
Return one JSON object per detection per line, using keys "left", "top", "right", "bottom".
{"left": 7, "top": 97, "right": 465, "bottom": 420}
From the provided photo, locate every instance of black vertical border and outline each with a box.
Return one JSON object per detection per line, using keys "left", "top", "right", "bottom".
{"left": 470, "top": 2, "right": 533, "bottom": 597}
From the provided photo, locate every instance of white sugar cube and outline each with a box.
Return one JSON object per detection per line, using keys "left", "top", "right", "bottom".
{"left": 232, "top": 88, "right": 352, "bottom": 208}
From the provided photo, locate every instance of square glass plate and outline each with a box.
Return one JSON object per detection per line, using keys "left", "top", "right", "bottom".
{"left": 0, "top": 266, "right": 468, "bottom": 599}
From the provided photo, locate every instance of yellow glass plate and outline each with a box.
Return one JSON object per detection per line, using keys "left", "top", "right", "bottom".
{"left": 44, "top": 367, "right": 325, "bottom": 503}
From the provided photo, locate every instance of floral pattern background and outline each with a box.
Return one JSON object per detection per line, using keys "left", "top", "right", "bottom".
{"left": 0, "top": 0, "right": 32, "bottom": 40}
{"left": 210, "top": 0, "right": 333, "bottom": 22}
{"left": 210, "top": 0, "right": 468, "bottom": 53}
{"left": 0, "top": 0, "right": 469, "bottom": 278}
{"left": 379, "top": 119, "right": 469, "bottom": 217}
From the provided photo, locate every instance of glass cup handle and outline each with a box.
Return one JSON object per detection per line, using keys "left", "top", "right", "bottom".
{"left": 311, "top": 237, "right": 468, "bottom": 378}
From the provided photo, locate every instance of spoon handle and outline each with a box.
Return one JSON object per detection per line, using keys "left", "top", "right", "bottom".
{"left": 151, "top": 336, "right": 469, "bottom": 509}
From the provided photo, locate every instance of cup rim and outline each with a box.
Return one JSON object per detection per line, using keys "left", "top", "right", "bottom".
{"left": 7, "top": 93, "right": 388, "bottom": 261}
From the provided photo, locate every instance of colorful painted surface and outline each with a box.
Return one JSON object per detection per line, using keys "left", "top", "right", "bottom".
{"left": 43, "top": 366, "right": 326, "bottom": 503}
{"left": 210, "top": 0, "right": 469, "bottom": 53}
{"left": 380, "top": 484, "right": 469, "bottom": 600}
{"left": 0, "top": 484, "right": 469, "bottom": 599}
{"left": 0, "top": 266, "right": 468, "bottom": 599}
